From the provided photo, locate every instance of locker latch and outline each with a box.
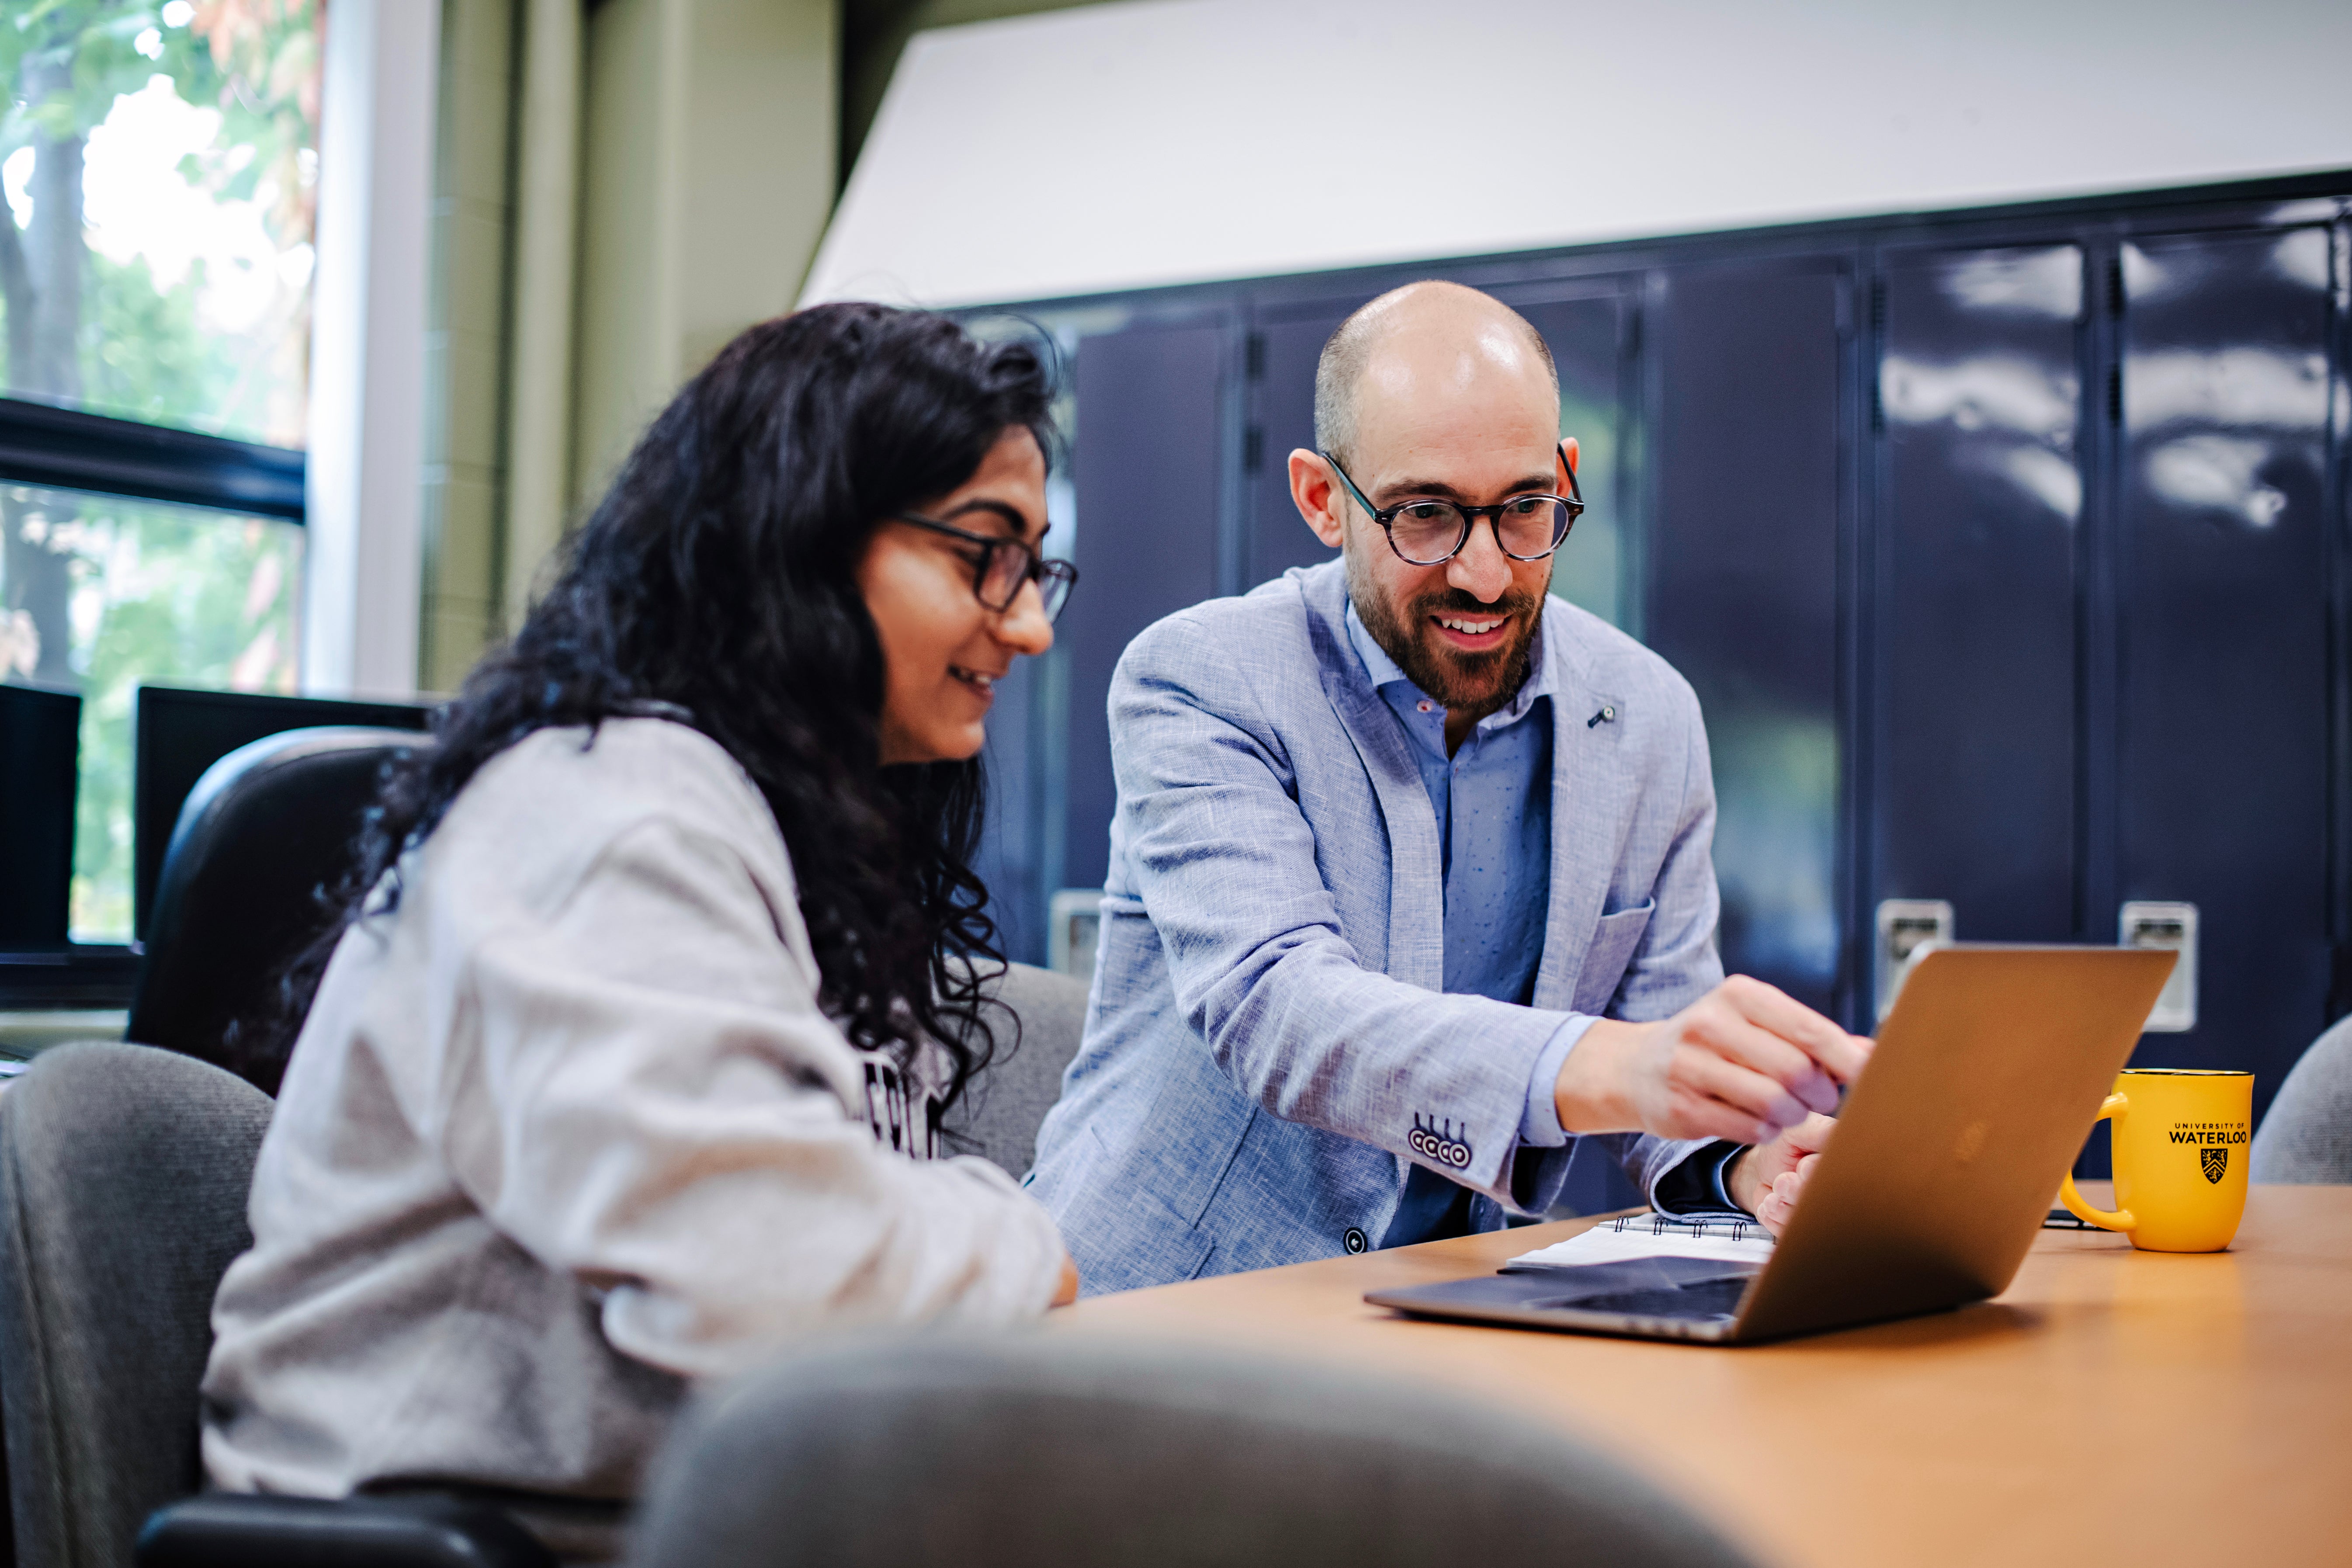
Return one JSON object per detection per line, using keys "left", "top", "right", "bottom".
{"left": 1874, "top": 899, "right": 1954, "bottom": 1022}
{"left": 2120, "top": 901, "right": 2197, "bottom": 1033}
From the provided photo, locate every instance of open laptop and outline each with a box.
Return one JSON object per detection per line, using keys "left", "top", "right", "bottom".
{"left": 1364, "top": 944, "right": 2176, "bottom": 1344}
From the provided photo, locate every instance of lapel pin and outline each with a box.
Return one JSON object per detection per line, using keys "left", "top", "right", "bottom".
{"left": 1588, "top": 705, "right": 1616, "bottom": 728}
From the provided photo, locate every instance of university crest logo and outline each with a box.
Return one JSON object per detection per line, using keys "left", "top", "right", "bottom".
{"left": 2201, "top": 1145, "right": 2228, "bottom": 1184}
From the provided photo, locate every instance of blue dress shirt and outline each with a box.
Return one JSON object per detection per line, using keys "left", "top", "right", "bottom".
{"left": 1345, "top": 601, "right": 1741, "bottom": 1245}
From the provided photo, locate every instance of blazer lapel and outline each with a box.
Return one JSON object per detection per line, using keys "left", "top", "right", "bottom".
{"left": 1533, "top": 615, "right": 1630, "bottom": 1014}
{"left": 1300, "top": 569, "right": 1444, "bottom": 991}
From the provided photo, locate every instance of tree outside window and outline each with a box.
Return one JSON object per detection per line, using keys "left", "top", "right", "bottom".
{"left": 2, "top": 1, "right": 319, "bottom": 943}
{"left": 2, "top": 0, "right": 319, "bottom": 440}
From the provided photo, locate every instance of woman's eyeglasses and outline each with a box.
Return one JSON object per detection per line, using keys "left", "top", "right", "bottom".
{"left": 892, "top": 512, "right": 1079, "bottom": 624}
{"left": 1322, "top": 444, "right": 1584, "bottom": 566}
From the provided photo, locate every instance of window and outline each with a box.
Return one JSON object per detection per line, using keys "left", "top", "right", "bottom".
{"left": 1, "top": 1, "right": 320, "bottom": 442}
{"left": 1, "top": 2, "right": 319, "bottom": 993}
{"left": 3, "top": 482, "right": 302, "bottom": 940}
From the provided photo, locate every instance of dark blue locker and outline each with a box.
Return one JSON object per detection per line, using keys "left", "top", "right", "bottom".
{"left": 974, "top": 655, "right": 1045, "bottom": 964}
{"left": 1647, "top": 264, "right": 1848, "bottom": 1020}
{"left": 2114, "top": 226, "right": 2336, "bottom": 1127}
{"left": 1059, "top": 320, "right": 1230, "bottom": 892}
{"left": 1512, "top": 295, "right": 1631, "bottom": 630}
{"left": 1874, "top": 246, "right": 2084, "bottom": 964}
{"left": 1245, "top": 307, "right": 1354, "bottom": 590}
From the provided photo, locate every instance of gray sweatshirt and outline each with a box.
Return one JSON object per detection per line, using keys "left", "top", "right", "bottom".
{"left": 201, "top": 719, "right": 1065, "bottom": 1503}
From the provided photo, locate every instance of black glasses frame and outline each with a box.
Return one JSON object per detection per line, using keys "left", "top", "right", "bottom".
{"left": 892, "top": 511, "right": 1079, "bottom": 623}
{"left": 1322, "top": 444, "right": 1585, "bottom": 565}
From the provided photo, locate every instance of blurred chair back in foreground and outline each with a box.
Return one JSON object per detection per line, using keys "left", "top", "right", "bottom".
{"left": 127, "top": 727, "right": 432, "bottom": 1094}
{"left": 2251, "top": 1015, "right": 2352, "bottom": 1183}
{"left": 628, "top": 1334, "right": 1761, "bottom": 1568}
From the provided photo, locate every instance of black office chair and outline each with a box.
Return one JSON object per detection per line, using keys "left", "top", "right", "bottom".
{"left": 0, "top": 1041, "right": 558, "bottom": 1567}
{"left": 627, "top": 1333, "right": 1762, "bottom": 1568}
{"left": 126, "top": 726, "right": 434, "bottom": 1095}
{"left": 940, "top": 959, "right": 1089, "bottom": 1178}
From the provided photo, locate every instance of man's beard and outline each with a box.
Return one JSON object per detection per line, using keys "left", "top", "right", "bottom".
{"left": 1346, "top": 548, "right": 1543, "bottom": 723}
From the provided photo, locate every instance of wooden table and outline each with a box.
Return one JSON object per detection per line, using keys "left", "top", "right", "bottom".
{"left": 1052, "top": 1185, "right": 2352, "bottom": 1568}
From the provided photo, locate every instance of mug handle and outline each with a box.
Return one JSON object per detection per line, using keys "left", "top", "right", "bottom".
{"left": 2058, "top": 1093, "right": 2136, "bottom": 1232}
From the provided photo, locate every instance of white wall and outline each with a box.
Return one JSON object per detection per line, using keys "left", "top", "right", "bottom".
{"left": 806, "top": 0, "right": 2352, "bottom": 309}
{"left": 304, "top": 0, "right": 440, "bottom": 698}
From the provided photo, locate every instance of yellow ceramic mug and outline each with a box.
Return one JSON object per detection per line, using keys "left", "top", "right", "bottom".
{"left": 2058, "top": 1069, "right": 2253, "bottom": 1252}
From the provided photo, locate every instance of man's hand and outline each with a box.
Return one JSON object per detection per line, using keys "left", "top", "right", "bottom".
{"left": 1726, "top": 1113, "right": 1835, "bottom": 1236}
{"left": 1051, "top": 1255, "right": 1081, "bottom": 1308}
{"left": 1554, "top": 975, "right": 1872, "bottom": 1145}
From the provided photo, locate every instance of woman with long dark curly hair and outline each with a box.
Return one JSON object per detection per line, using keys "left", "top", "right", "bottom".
{"left": 200, "top": 304, "right": 1081, "bottom": 1517}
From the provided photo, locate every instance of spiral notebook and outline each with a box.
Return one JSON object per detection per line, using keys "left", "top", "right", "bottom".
{"left": 1504, "top": 1212, "right": 1775, "bottom": 1272}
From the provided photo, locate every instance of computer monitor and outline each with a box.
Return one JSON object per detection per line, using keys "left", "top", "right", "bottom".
{"left": 132, "top": 686, "right": 435, "bottom": 942}
{"left": 0, "top": 682, "right": 81, "bottom": 947}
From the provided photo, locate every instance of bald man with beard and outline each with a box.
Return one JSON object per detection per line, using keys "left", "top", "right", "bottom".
{"left": 1027, "top": 282, "right": 1871, "bottom": 1293}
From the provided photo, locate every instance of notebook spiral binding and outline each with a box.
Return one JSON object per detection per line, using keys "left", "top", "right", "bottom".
{"left": 1604, "top": 1214, "right": 1767, "bottom": 1243}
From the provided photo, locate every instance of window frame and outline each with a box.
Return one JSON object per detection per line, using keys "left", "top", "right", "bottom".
{"left": 0, "top": 398, "right": 305, "bottom": 521}
{"left": 0, "top": 394, "right": 305, "bottom": 1009}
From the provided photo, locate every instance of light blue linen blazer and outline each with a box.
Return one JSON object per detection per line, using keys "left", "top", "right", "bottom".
{"left": 1027, "top": 560, "right": 1724, "bottom": 1294}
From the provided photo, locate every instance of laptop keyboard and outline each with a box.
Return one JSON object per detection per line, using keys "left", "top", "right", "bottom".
{"left": 1546, "top": 1275, "right": 1750, "bottom": 1322}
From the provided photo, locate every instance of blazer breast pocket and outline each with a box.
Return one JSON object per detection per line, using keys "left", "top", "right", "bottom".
{"left": 1572, "top": 900, "right": 1656, "bottom": 1014}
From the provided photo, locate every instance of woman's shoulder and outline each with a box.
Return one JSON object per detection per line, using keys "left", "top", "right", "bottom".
{"left": 423, "top": 718, "right": 790, "bottom": 915}
{"left": 478, "top": 716, "right": 769, "bottom": 823}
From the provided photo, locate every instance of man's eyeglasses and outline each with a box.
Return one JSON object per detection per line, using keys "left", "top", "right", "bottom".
{"left": 1322, "top": 444, "right": 1584, "bottom": 566}
{"left": 892, "top": 512, "right": 1079, "bottom": 624}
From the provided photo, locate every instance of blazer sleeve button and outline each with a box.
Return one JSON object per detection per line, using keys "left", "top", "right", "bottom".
{"left": 1343, "top": 1228, "right": 1369, "bottom": 1254}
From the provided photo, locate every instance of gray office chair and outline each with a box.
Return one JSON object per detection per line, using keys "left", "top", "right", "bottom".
{"left": 0, "top": 1042, "right": 551, "bottom": 1567}
{"left": 0, "top": 1041, "right": 275, "bottom": 1566}
{"left": 627, "top": 1333, "right": 1760, "bottom": 1568}
{"left": 2250, "top": 1014, "right": 2352, "bottom": 1183}
{"left": 940, "top": 960, "right": 1089, "bottom": 1178}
